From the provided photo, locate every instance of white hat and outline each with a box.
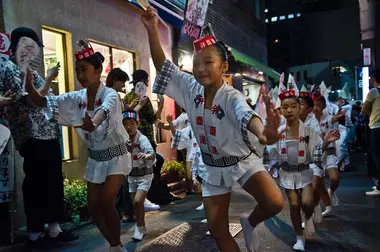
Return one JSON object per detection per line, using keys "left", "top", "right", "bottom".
{"left": 0, "top": 124, "right": 10, "bottom": 155}
{"left": 287, "top": 74, "right": 299, "bottom": 96}
{"left": 272, "top": 86, "right": 279, "bottom": 102}
{"left": 339, "top": 89, "right": 349, "bottom": 100}
{"left": 276, "top": 75, "right": 288, "bottom": 109}
{"left": 339, "top": 82, "right": 350, "bottom": 100}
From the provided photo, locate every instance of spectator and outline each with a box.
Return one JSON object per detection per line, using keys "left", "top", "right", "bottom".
{"left": 362, "top": 68, "right": 380, "bottom": 196}
{"left": 0, "top": 27, "right": 78, "bottom": 250}
{"left": 106, "top": 68, "right": 129, "bottom": 111}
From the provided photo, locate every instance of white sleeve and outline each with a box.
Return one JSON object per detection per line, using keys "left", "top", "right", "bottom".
{"left": 45, "top": 92, "right": 80, "bottom": 126}
{"left": 171, "top": 125, "right": 192, "bottom": 150}
{"left": 307, "top": 127, "right": 323, "bottom": 163}
{"left": 226, "top": 90, "right": 263, "bottom": 154}
{"left": 139, "top": 135, "right": 156, "bottom": 167}
{"left": 153, "top": 60, "right": 199, "bottom": 109}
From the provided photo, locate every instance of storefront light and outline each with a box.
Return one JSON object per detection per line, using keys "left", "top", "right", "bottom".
{"left": 182, "top": 55, "right": 193, "bottom": 67}
{"left": 362, "top": 67, "right": 369, "bottom": 101}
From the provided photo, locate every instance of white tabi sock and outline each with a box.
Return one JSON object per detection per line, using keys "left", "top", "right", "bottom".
{"left": 48, "top": 222, "right": 62, "bottom": 238}
{"left": 29, "top": 232, "right": 42, "bottom": 241}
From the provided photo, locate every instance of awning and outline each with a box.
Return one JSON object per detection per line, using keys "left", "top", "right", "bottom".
{"left": 230, "top": 48, "right": 281, "bottom": 81}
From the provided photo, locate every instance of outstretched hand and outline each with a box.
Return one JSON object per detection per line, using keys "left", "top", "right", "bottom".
{"left": 74, "top": 112, "right": 96, "bottom": 132}
{"left": 262, "top": 104, "right": 282, "bottom": 145}
{"left": 325, "top": 129, "right": 340, "bottom": 143}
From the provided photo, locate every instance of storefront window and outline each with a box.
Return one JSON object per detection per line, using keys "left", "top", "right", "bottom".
{"left": 42, "top": 28, "right": 72, "bottom": 161}
{"left": 91, "top": 42, "right": 111, "bottom": 82}
{"left": 90, "top": 42, "right": 136, "bottom": 91}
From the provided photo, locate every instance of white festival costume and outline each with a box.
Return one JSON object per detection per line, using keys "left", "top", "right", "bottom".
{"left": 318, "top": 110, "right": 340, "bottom": 168}
{"left": 153, "top": 60, "right": 265, "bottom": 189}
{"left": 128, "top": 130, "right": 155, "bottom": 187}
{"left": 277, "top": 120, "right": 323, "bottom": 190}
{"left": 171, "top": 124, "right": 207, "bottom": 180}
{"left": 44, "top": 83, "right": 132, "bottom": 184}
{"left": 172, "top": 112, "right": 190, "bottom": 130}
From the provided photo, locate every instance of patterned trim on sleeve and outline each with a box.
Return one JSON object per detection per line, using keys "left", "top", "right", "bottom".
{"left": 171, "top": 129, "right": 182, "bottom": 149}
{"left": 240, "top": 110, "right": 258, "bottom": 154}
{"left": 46, "top": 95, "right": 59, "bottom": 122}
{"left": 152, "top": 59, "right": 176, "bottom": 95}
{"left": 313, "top": 144, "right": 323, "bottom": 168}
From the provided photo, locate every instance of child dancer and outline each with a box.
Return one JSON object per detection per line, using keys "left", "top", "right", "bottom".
{"left": 313, "top": 95, "right": 345, "bottom": 215}
{"left": 25, "top": 40, "right": 130, "bottom": 252}
{"left": 123, "top": 109, "right": 156, "bottom": 241}
{"left": 143, "top": 7, "right": 284, "bottom": 252}
{"left": 298, "top": 88, "right": 323, "bottom": 223}
{"left": 277, "top": 89, "right": 339, "bottom": 251}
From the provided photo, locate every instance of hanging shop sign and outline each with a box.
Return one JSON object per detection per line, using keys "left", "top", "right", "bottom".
{"left": 179, "top": 0, "right": 210, "bottom": 50}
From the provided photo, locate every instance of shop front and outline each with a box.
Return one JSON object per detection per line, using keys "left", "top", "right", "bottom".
{"left": 0, "top": 0, "right": 178, "bottom": 229}
{"left": 226, "top": 47, "right": 281, "bottom": 103}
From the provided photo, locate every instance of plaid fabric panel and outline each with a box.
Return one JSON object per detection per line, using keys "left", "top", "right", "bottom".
{"left": 171, "top": 129, "right": 182, "bottom": 149}
{"left": 240, "top": 110, "right": 257, "bottom": 153}
{"left": 152, "top": 59, "right": 176, "bottom": 95}
{"left": 313, "top": 144, "right": 323, "bottom": 168}
{"left": 46, "top": 95, "right": 59, "bottom": 122}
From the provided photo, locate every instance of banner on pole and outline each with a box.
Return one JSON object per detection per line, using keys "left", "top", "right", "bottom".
{"left": 179, "top": 0, "right": 210, "bottom": 51}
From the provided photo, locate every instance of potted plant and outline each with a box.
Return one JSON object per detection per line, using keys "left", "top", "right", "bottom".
{"left": 161, "top": 160, "right": 185, "bottom": 184}
{"left": 63, "top": 175, "right": 89, "bottom": 224}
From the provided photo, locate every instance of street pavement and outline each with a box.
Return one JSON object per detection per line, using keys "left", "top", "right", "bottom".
{"left": 1, "top": 151, "right": 380, "bottom": 252}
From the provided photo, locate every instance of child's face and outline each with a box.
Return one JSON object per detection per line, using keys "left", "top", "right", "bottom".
{"left": 123, "top": 119, "right": 139, "bottom": 136}
{"left": 281, "top": 97, "right": 299, "bottom": 121}
{"left": 313, "top": 99, "right": 325, "bottom": 116}
{"left": 75, "top": 60, "right": 101, "bottom": 88}
{"left": 192, "top": 46, "right": 228, "bottom": 87}
{"left": 299, "top": 97, "right": 311, "bottom": 118}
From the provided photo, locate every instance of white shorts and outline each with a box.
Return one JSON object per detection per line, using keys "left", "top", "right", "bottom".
{"left": 85, "top": 154, "right": 131, "bottom": 184}
{"left": 279, "top": 168, "right": 313, "bottom": 190}
{"left": 310, "top": 163, "right": 324, "bottom": 178}
{"left": 202, "top": 166, "right": 266, "bottom": 197}
{"left": 324, "top": 155, "right": 339, "bottom": 169}
{"left": 128, "top": 175, "right": 153, "bottom": 193}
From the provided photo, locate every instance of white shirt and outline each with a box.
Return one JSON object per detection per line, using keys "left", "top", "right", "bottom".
{"left": 365, "top": 87, "right": 380, "bottom": 129}
{"left": 153, "top": 59, "right": 264, "bottom": 187}
{"left": 44, "top": 83, "right": 132, "bottom": 183}
{"left": 172, "top": 112, "right": 190, "bottom": 130}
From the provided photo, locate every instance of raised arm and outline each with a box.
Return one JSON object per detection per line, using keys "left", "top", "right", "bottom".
{"left": 142, "top": 7, "right": 166, "bottom": 71}
{"left": 38, "top": 63, "right": 60, "bottom": 96}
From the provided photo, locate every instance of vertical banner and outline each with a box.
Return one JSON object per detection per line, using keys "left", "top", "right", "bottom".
{"left": 179, "top": 0, "right": 210, "bottom": 50}
{"left": 0, "top": 141, "right": 14, "bottom": 203}
{"left": 0, "top": 32, "right": 14, "bottom": 203}
{"left": 363, "top": 48, "right": 371, "bottom": 66}
{"left": 0, "top": 33, "right": 11, "bottom": 70}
